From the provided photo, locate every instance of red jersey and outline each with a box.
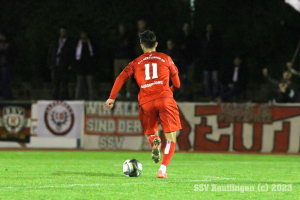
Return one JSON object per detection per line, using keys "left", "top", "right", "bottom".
{"left": 109, "top": 51, "right": 180, "bottom": 105}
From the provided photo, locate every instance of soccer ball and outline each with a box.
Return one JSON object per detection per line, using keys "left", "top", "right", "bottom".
{"left": 123, "top": 159, "right": 142, "bottom": 177}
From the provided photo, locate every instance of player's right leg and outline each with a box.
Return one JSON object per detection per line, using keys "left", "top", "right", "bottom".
{"left": 147, "top": 130, "right": 159, "bottom": 146}
{"left": 139, "top": 101, "right": 161, "bottom": 163}
{"left": 149, "top": 131, "right": 161, "bottom": 163}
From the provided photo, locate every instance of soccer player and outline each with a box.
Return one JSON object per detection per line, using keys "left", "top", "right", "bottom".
{"left": 103, "top": 30, "right": 182, "bottom": 178}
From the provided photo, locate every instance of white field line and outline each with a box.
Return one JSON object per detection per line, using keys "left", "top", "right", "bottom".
{"left": 113, "top": 161, "right": 300, "bottom": 166}
{"left": 1, "top": 176, "right": 235, "bottom": 190}
{"left": 0, "top": 161, "right": 297, "bottom": 168}
{"left": 203, "top": 176, "right": 234, "bottom": 180}
{"left": 121, "top": 180, "right": 211, "bottom": 185}
{"left": 2, "top": 184, "right": 107, "bottom": 189}
{"left": 60, "top": 171, "right": 234, "bottom": 180}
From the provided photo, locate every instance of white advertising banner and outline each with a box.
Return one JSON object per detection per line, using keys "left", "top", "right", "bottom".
{"left": 82, "top": 101, "right": 149, "bottom": 150}
{"left": 84, "top": 101, "right": 143, "bottom": 136}
{"left": 37, "top": 101, "right": 84, "bottom": 138}
{"left": 82, "top": 101, "right": 300, "bottom": 153}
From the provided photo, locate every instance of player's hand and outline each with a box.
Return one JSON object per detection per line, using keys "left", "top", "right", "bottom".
{"left": 170, "top": 85, "right": 177, "bottom": 92}
{"left": 286, "top": 62, "right": 292, "bottom": 69}
{"left": 103, "top": 99, "right": 115, "bottom": 109}
{"left": 279, "top": 83, "right": 288, "bottom": 93}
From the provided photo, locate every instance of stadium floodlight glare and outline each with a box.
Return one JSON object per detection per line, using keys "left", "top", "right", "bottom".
{"left": 285, "top": 0, "right": 300, "bottom": 12}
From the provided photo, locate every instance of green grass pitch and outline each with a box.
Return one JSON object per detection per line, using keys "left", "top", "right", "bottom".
{"left": 0, "top": 151, "right": 299, "bottom": 200}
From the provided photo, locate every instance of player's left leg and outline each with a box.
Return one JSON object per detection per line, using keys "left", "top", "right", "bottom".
{"left": 156, "top": 97, "right": 182, "bottom": 178}
{"left": 158, "top": 131, "right": 176, "bottom": 178}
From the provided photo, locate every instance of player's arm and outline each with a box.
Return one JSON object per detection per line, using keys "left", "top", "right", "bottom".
{"left": 290, "top": 68, "right": 300, "bottom": 76}
{"left": 168, "top": 57, "right": 180, "bottom": 92}
{"left": 103, "top": 64, "right": 133, "bottom": 109}
{"left": 170, "top": 74, "right": 180, "bottom": 92}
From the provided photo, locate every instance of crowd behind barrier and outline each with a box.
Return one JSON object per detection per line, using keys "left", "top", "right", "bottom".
{"left": 1, "top": 19, "right": 300, "bottom": 103}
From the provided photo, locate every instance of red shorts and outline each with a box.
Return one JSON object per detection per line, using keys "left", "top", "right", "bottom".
{"left": 139, "top": 97, "right": 182, "bottom": 135}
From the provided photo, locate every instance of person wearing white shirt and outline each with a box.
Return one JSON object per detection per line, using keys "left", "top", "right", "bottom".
{"left": 74, "top": 31, "right": 97, "bottom": 100}
{"left": 220, "top": 55, "right": 248, "bottom": 102}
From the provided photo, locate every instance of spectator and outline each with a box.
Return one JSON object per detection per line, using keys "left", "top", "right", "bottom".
{"left": 220, "top": 55, "right": 248, "bottom": 102}
{"left": 74, "top": 31, "right": 97, "bottom": 100}
{"left": 164, "top": 39, "right": 182, "bottom": 70}
{"left": 177, "top": 23, "right": 198, "bottom": 82}
{"left": 48, "top": 27, "right": 74, "bottom": 100}
{"left": 114, "top": 24, "right": 133, "bottom": 98}
{"left": 200, "top": 23, "right": 223, "bottom": 97}
{"left": 262, "top": 68, "right": 296, "bottom": 103}
{"left": 164, "top": 39, "right": 187, "bottom": 100}
{"left": 135, "top": 19, "right": 147, "bottom": 57}
{"left": 0, "top": 32, "right": 16, "bottom": 100}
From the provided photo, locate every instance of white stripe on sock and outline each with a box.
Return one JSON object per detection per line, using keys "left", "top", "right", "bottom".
{"left": 164, "top": 141, "right": 171, "bottom": 154}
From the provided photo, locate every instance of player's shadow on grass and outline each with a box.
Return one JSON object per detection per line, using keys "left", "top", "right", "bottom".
{"left": 53, "top": 171, "right": 122, "bottom": 177}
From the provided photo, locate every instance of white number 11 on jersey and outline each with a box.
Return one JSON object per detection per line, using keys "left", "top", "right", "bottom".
{"left": 145, "top": 63, "right": 158, "bottom": 80}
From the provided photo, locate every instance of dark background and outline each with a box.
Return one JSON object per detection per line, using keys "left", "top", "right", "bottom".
{"left": 1, "top": 0, "right": 300, "bottom": 85}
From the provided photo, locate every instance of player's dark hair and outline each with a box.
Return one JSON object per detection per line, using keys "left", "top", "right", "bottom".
{"left": 139, "top": 30, "right": 156, "bottom": 48}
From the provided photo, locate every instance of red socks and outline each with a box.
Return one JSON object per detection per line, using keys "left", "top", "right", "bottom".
{"left": 161, "top": 141, "right": 176, "bottom": 167}
{"left": 149, "top": 135, "right": 176, "bottom": 174}
{"left": 148, "top": 134, "right": 160, "bottom": 146}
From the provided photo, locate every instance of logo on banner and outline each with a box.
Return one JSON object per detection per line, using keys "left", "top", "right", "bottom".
{"left": 2, "top": 106, "right": 26, "bottom": 133}
{"left": 98, "top": 136, "right": 124, "bottom": 150}
{"left": 44, "top": 102, "right": 75, "bottom": 135}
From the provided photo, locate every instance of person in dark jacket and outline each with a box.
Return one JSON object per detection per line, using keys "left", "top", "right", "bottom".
{"left": 263, "top": 67, "right": 296, "bottom": 103}
{"left": 114, "top": 24, "right": 134, "bottom": 98}
{"left": 200, "top": 23, "right": 223, "bottom": 97}
{"left": 134, "top": 19, "right": 147, "bottom": 58}
{"left": 48, "top": 27, "right": 74, "bottom": 100}
{"left": 74, "top": 31, "right": 97, "bottom": 100}
{"left": 164, "top": 39, "right": 182, "bottom": 71}
{"left": 164, "top": 39, "right": 190, "bottom": 100}
{"left": 220, "top": 55, "right": 248, "bottom": 102}
{"left": 0, "top": 32, "right": 16, "bottom": 100}
{"left": 177, "top": 23, "right": 198, "bottom": 82}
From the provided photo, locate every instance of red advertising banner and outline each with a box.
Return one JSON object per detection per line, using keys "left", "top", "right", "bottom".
{"left": 175, "top": 103, "right": 300, "bottom": 153}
